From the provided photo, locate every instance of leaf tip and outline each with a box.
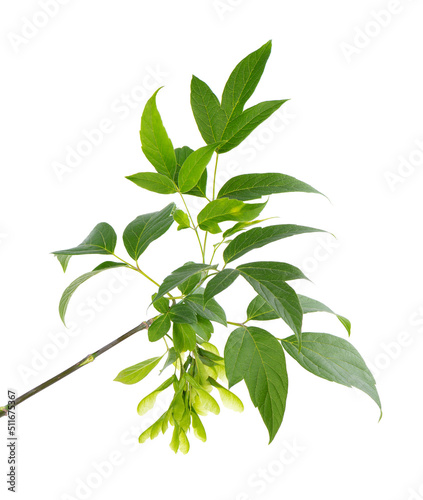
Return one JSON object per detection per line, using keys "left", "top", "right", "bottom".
{"left": 323, "top": 193, "right": 333, "bottom": 204}
{"left": 59, "top": 307, "right": 67, "bottom": 328}
{"left": 267, "top": 430, "right": 277, "bottom": 445}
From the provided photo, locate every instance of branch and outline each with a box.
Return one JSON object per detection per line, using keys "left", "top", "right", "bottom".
{"left": 0, "top": 317, "right": 156, "bottom": 418}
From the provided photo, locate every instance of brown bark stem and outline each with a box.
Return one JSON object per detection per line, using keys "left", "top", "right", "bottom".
{"left": 0, "top": 318, "right": 155, "bottom": 418}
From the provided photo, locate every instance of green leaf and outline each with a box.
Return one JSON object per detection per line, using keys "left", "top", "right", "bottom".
{"left": 148, "top": 314, "right": 171, "bottom": 342}
{"left": 151, "top": 294, "right": 170, "bottom": 314}
{"left": 137, "top": 375, "right": 176, "bottom": 415}
{"left": 114, "top": 356, "right": 163, "bottom": 385}
{"left": 53, "top": 223, "right": 117, "bottom": 256}
{"left": 173, "top": 209, "right": 190, "bottom": 231}
{"left": 140, "top": 88, "right": 177, "bottom": 179}
{"left": 238, "top": 261, "right": 308, "bottom": 282}
{"left": 337, "top": 316, "right": 352, "bottom": 335}
{"left": 58, "top": 261, "right": 127, "bottom": 325}
{"left": 160, "top": 347, "right": 178, "bottom": 374}
{"left": 184, "top": 292, "right": 227, "bottom": 326}
{"left": 191, "top": 316, "right": 214, "bottom": 343}
{"left": 178, "top": 267, "right": 203, "bottom": 295}
{"left": 221, "top": 40, "right": 272, "bottom": 121}
{"left": 175, "top": 146, "right": 193, "bottom": 167}
{"left": 224, "top": 224, "right": 325, "bottom": 264}
{"left": 246, "top": 295, "right": 279, "bottom": 322}
{"left": 56, "top": 254, "right": 71, "bottom": 272}
{"left": 218, "top": 100, "right": 287, "bottom": 154}
{"left": 204, "top": 269, "right": 240, "bottom": 305}
{"left": 155, "top": 262, "right": 217, "bottom": 302}
{"left": 222, "top": 219, "right": 272, "bottom": 238}
{"left": 298, "top": 295, "right": 351, "bottom": 336}
{"left": 197, "top": 199, "right": 267, "bottom": 234}
{"left": 125, "top": 172, "right": 177, "bottom": 194}
{"left": 198, "top": 347, "right": 223, "bottom": 363}
{"left": 169, "top": 304, "right": 197, "bottom": 324}
{"left": 224, "top": 325, "right": 288, "bottom": 442}
{"left": 175, "top": 146, "right": 208, "bottom": 199}
{"left": 237, "top": 262, "right": 303, "bottom": 343}
{"left": 178, "top": 144, "right": 217, "bottom": 193}
{"left": 246, "top": 294, "right": 351, "bottom": 336}
{"left": 185, "top": 170, "right": 208, "bottom": 198}
{"left": 197, "top": 353, "right": 219, "bottom": 369}
{"left": 191, "top": 76, "right": 228, "bottom": 144}
{"left": 281, "top": 332, "right": 381, "bottom": 416}
{"left": 123, "top": 203, "right": 175, "bottom": 261}
{"left": 173, "top": 323, "right": 197, "bottom": 353}
{"left": 217, "top": 173, "right": 323, "bottom": 201}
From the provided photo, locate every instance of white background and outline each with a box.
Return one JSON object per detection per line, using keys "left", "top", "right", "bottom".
{"left": 1, "top": 1, "right": 423, "bottom": 499}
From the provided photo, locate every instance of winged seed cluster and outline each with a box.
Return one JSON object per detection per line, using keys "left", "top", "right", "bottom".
{"left": 53, "top": 41, "right": 381, "bottom": 454}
